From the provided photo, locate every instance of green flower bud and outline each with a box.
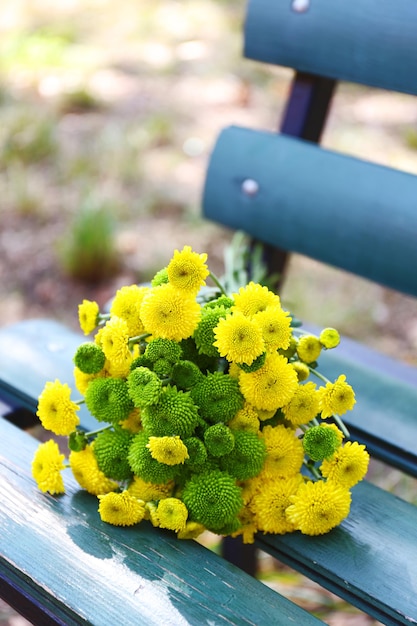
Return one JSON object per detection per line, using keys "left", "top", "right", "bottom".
{"left": 203, "top": 296, "right": 234, "bottom": 311}
{"left": 141, "top": 386, "right": 199, "bottom": 439}
{"left": 85, "top": 377, "right": 134, "bottom": 424}
{"left": 94, "top": 428, "right": 133, "bottom": 480}
{"left": 190, "top": 372, "right": 244, "bottom": 424}
{"left": 73, "top": 342, "right": 106, "bottom": 374}
{"left": 151, "top": 267, "right": 169, "bottom": 287}
{"left": 68, "top": 430, "right": 88, "bottom": 452}
{"left": 303, "top": 425, "right": 340, "bottom": 461}
{"left": 127, "top": 367, "right": 162, "bottom": 408}
{"left": 182, "top": 469, "right": 243, "bottom": 532}
{"left": 204, "top": 424, "right": 235, "bottom": 457}
{"left": 193, "top": 306, "right": 227, "bottom": 357}
{"left": 171, "top": 360, "right": 204, "bottom": 390}
{"left": 220, "top": 430, "right": 266, "bottom": 480}
{"left": 184, "top": 437, "right": 208, "bottom": 469}
{"left": 145, "top": 338, "right": 182, "bottom": 364}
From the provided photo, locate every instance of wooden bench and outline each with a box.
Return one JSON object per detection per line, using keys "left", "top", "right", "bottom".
{"left": 202, "top": 0, "right": 417, "bottom": 624}
{"left": 1, "top": 1, "right": 417, "bottom": 624}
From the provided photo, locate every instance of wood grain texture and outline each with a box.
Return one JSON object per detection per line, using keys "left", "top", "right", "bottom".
{"left": 0, "top": 319, "right": 99, "bottom": 431}
{"left": 256, "top": 480, "right": 417, "bottom": 625}
{"left": 0, "top": 418, "right": 323, "bottom": 626}
{"left": 245, "top": 0, "right": 417, "bottom": 95}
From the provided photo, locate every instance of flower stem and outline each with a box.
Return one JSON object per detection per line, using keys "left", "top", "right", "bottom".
{"left": 208, "top": 271, "right": 228, "bottom": 296}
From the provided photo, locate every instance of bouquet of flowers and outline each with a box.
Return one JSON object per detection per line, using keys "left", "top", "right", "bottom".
{"left": 32, "top": 244, "right": 369, "bottom": 542}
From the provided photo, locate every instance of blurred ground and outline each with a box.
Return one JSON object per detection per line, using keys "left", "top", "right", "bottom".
{"left": 0, "top": 1, "right": 416, "bottom": 624}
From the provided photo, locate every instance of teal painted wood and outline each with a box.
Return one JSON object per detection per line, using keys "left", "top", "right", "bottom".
{"left": 202, "top": 126, "right": 417, "bottom": 298}
{"left": 0, "top": 319, "right": 99, "bottom": 431}
{"left": 256, "top": 479, "right": 417, "bottom": 625}
{"left": 245, "top": 0, "right": 417, "bottom": 95}
{"left": 313, "top": 331, "right": 417, "bottom": 476}
{"left": 0, "top": 418, "right": 323, "bottom": 626}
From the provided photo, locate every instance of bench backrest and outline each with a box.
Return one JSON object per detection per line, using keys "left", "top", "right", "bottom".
{"left": 203, "top": 0, "right": 417, "bottom": 298}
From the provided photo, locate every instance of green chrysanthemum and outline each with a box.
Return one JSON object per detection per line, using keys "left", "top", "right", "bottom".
{"left": 179, "top": 337, "right": 218, "bottom": 373}
{"left": 193, "top": 306, "right": 227, "bottom": 357}
{"left": 203, "top": 295, "right": 234, "bottom": 311}
{"left": 127, "top": 367, "right": 162, "bottom": 408}
{"left": 182, "top": 469, "right": 243, "bottom": 532}
{"left": 302, "top": 425, "right": 341, "bottom": 462}
{"left": 145, "top": 338, "right": 183, "bottom": 365}
{"left": 219, "top": 430, "right": 266, "bottom": 480}
{"left": 204, "top": 423, "right": 235, "bottom": 457}
{"left": 151, "top": 267, "right": 169, "bottom": 287}
{"left": 73, "top": 342, "right": 106, "bottom": 375}
{"left": 171, "top": 360, "right": 204, "bottom": 390}
{"left": 141, "top": 386, "right": 199, "bottom": 438}
{"left": 190, "top": 372, "right": 244, "bottom": 424}
{"left": 85, "top": 377, "right": 133, "bottom": 424}
{"left": 237, "top": 351, "right": 266, "bottom": 373}
{"left": 184, "top": 437, "right": 208, "bottom": 470}
{"left": 93, "top": 428, "right": 134, "bottom": 480}
{"left": 128, "top": 432, "right": 179, "bottom": 484}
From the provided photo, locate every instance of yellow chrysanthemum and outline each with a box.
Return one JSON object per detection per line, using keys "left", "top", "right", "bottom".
{"left": 253, "top": 306, "right": 292, "bottom": 352}
{"left": 177, "top": 521, "right": 206, "bottom": 540}
{"left": 231, "top": 507, "right": 258, "bottom": 545}
{"left": 238, "top": 352, "right": 298, "bottom": 411}
{"left": 286, "top": 480, "right": 351, "bottom": 535}
{"left": 281, "top": 382, "right": 319, "bottom": 426}
{"left": 32, "top": 440, "right": 65, "bottom": 495}
{"left": 78, "top": 299, "right": 100, "bottom": 335}
{"left": 167, "top": 245, "right": 209, "bottom": 293}
{"left": 110, "top": 284, "right": 149, "bottom": 336}
{"left": 104, "top": 355, "right": 133, "bottom": 379}
{"left": 320, "top": 441, "right": 370, "bottom": 488}
{"left": 319, "top": 327, "right": 340, "bottom": 349}
{"left": 140, "top": 283, "right": 201, "bottom": 341}
{"left": 261, "top": 425, "right": 304, "bottom": 477}
{"left": 251, "top": 476, "right": 302, "bottom": 535}
{"left": 156, "top": 497, "right": 188, "bottom": 532}
{"left": 69, "top": 444, "right": 119, "bottom": 495}
{"left": 146, "top": 436, "right": 189, "bottom": 465}
{"left": 317, "top": 374, "right": 356, "bottom": 418}
{"left": 127, "top": 476, "right": 174, "bottom": 501}
{"left": 119, "top": 407, "right": 142, "bottom": 433}
{"left": 98, "top": 491, "right": 146, "bottom": 526}
{"left": 232, "top": 282, "right": 281, "bottom": 317}
{"left": 228, "top": 404, "right": 260, "bottom": 433}
{"left": 290, "top": 361, "right": 310, "bottom": 382}
{"left": 99, "top": 316, "right": 131, "bottom": 367}
{"left": 36, "top": 380, "right": 80, "bottom": 436}
{"left": 296, "top": 335, "right": 322, "bottom": 363}
{"left": 73, "top": 366, "right": 102, "bottom": 396}
{"left": 213, "top": 312, "right": 265, "bottom": 365}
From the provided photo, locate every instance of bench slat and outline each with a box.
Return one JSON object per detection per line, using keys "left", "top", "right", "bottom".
{"left": 203, "top": 125, "right": 417, "bottom": 298}
{"left": 245, "top": 0, "right": 417, "bottom": 96}
{"left": 256, "top": 479, "right": 417, "bottom": 626}
{"left": 0, "top": 418, "right": 323, "bottom": 626}
{"left": 0, "top": 319, "right": 98, "bottom": 431}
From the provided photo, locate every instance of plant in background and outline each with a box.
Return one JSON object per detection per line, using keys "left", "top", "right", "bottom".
{"left": 32, "top": 244, "right": 369, "bottom": 541}
{"left": 59, "top": 196, "right": 121, "bottom": 282}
